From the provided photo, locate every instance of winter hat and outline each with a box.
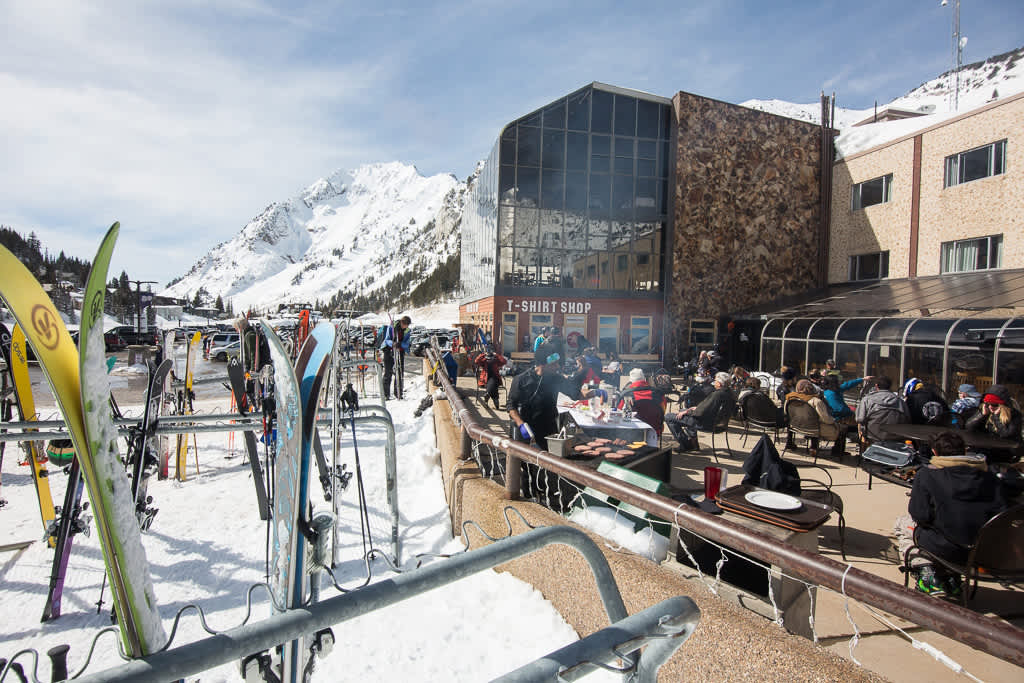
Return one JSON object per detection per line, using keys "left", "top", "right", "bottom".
{"left": 533, "top": 342, "right": 559, "bottom": 366}
{"left": 958, "top": 384, "right": 981, "bottom": 397}
{"left": 629, "top": 368, "right": 645, "bottom": 382}
{"left": 714, "top": 371, "right": 731, "bottom": 385}
{"left": 902, "top": 378, "right": 922, "bottom": 397}
{"left": 795, "top": 379, "right": 815, "bottom": 394}
{"left": 983, "top": 384, "right": 1011, "bottom": 405}
{"left": 781, "top": 366, "right": 796, "bottom": 381}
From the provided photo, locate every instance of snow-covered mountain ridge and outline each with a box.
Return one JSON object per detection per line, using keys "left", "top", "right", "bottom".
{"left": 161, "top": 162, "right": 465, "bottom": 313}
{"left": 742, "top": 45, "right": 1023, "bottom": 157}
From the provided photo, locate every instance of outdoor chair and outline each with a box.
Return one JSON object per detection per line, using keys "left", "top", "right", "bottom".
{"left": 783, "top": 399, "right": 830, "bottom": 463}
{"left": 698, "top": 400, "right": 735, "bottom": 464}
{"left": 631, "top": 398, "right": 666, "bottom": 447}
{"left": 740, "top": 392, "right": 786, "bottom": 447}
{"left": 798, "top": 471, "right": 847, "bottom": 561}
{"left": 901, "top": 503, "right": 1024, "bottom": 606}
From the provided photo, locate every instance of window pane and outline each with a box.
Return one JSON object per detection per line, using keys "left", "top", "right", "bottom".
{"left": 542, "top": 129, "right": 565, "bottom": 169}
{"left": 592, "top": 90, "right": 613, "bottom": 133}
{"left": 614, "top": 156, "right": 634, "bottom": 174}
{"left": 859, "top": 177, "right": 884, "bottom": 207}
{"left": 565, "top": 171, "right": 587, "bottom": 211}
{"left": 591, "top": 134, "right": 611, "bottom": 156}
{"left": 589, "top": 173, "right": 610, "bottom": 212}
{"left": 637, "top": 139, "right": 657, "bottom": 159}
{"left": 499, "top": 165, "right": 515, "bottom": 203}
{"left": 516, "top": 166, "right": 539, "bottom": 206}
{"left": 961, "top": 145, "right": 992, "bottom": 183}
{"left": 636, "top": 177, "right": 657, "bottom": 219}
{"left": 517, "top": 125, "right": 540, "bottom": 166}
{"left": 637, "top": 100, "right": 659, "bottom": 138}
{"left": 614, "top": 95, "right": 636, "bottom": 136}
{"left": 567, "top": 89, "right": 590, "bottom": 131}
{"left": 994, "top": 140, "right": 1005, "bottom": 174}
{"left": 566, "top": 132, "right": 587, "bottom": 171}
{"left": 637, "top": 158, "right": 656, "bottom": 177}
{"left": 500, "top": 134, "right": 515, "bottom": 165}
{"left": 564, "top": 213, "right": 586, "bottom": 249}
{"left": 542, "top": 101, "right": 565, "bottom": 129}
{"left": 498, "top": 205, "right": 515, "bottom": 245}
{"left": 515, "top": 207, "right": 538, "bottom": 246}
{"left": 540, "top": 169, "right": 564, "bottom": 209}
{"left": 612, "top": 175, "right": 633, "bottom": 219}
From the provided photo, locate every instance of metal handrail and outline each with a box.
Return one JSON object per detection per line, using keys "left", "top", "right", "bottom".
{"left": 425, "top": 346, "right": 1024, "bottom": 669}
{"left": 73, "top": 526, "right": 699, "bottom": 683}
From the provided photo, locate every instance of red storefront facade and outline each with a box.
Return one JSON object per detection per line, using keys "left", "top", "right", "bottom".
{"left": 460, "top": 295, "right": 663, "bottom": 361}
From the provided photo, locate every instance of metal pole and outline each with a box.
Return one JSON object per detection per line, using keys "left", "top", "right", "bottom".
{"left": 76, "top": 526, "right": 635, "bottom": 683}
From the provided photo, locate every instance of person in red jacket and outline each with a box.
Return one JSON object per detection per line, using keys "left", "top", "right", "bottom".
{"left": 474, "top": 346, "right": 507, "bottom": 408}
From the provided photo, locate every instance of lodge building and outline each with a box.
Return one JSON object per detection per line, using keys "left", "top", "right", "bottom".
{"left": 460, "top": 81, "right": 1024, "bottom": 401}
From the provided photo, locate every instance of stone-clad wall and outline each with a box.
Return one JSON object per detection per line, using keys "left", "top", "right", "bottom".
{"left": 669, "top": 92, "right": 825, "bottom": 356}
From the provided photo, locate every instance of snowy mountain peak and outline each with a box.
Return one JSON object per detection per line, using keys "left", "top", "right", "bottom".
{"left": 161, "top": 161, "right": 462, "bottom": 312}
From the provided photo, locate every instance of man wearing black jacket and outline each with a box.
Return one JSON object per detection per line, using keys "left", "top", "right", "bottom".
{"left": 896, "top": 431, "right": 1009, "bottom": 596}
{"left": 665, "top": 371, "right": 735, "bottom": 452}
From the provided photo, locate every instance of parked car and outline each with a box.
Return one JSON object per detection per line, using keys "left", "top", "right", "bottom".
{"left": 104, "top": 326, "right": 159, "bottom": 351}
{"left": 209, "top": 340, "right": 241, "bottom": 362}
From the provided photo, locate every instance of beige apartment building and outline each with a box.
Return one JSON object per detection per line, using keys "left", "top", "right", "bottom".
{"left": 830, "top": 91, "right": 1023, "bottom": 283}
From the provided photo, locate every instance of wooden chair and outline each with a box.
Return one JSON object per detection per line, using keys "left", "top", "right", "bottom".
{"left": 901, "top": 503, "right": 1024, "bottom": 606}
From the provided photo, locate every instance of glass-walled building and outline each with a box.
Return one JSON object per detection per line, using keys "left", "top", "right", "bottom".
{"left": 461, "top": 83, "right": 673, "bottom": 360}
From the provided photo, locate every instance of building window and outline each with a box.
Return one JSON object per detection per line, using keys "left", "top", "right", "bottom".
{"left": 501, "top": 312, "right": 518, "bottom": 354}
{"left": 598, "top": 315, "right": 619, "bottom": 354}
{"left": 944, "top": 140, "right": 1006, "bottom": 188}
{"left": 849, "top": 251, "right": 889, "bottom": 281}
{"left": 630, "top": 316, "right": 652, "bottom": 354}
{"left": 941, "top": 235, "right": 1002, "bottom": 273}
{"left": 851, "top": 174, "right": 892, "bottom": 210}
{"left": 689, "top": 320, "right": 716, "bottom": 351}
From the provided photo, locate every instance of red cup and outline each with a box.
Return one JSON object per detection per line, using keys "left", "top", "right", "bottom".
{"left": 704, "top": 466, "right": 726, "bottom": 499}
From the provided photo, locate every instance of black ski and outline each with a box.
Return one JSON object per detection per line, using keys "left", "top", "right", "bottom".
{"left": 128, "top": 358, "right": 173, "bottom": 531}
{"left": 227, "top": 357, "right": 270, "bottom": 520}
{"left": 41, "top": 458, "right": 87, "bottom": 621}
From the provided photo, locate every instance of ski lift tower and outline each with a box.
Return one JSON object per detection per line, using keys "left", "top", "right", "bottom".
{"left": 941, "top": 0, "right": 966, "bottom": 112}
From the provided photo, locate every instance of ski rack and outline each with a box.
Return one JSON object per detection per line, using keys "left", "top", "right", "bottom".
{"left": 65, "top": 526, "right": 700, "bottom": 683}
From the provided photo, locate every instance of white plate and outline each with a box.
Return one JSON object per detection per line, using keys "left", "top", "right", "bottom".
{"left": 744, "top": 490, "right": 802, "bottom": 511}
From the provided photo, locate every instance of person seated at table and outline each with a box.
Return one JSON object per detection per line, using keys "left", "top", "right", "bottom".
{"left": 775, "top": 366, "right": 797, "bottom": 404}
{"left": 616, "top": 369, "right": 666, "bottom": 409}
{"left": 730, "top": 365, "right": 750, "bottom": 390}
{"left": 903, "top": 378, "right": 951, "bottom": 426}
{"left": 474, "top": 346, "right": 507, "bottom": 409}
{"left": 855, "top": 375, "right": 910, "bottom": 444}
{"left": 965, "top": 384, "right": 1023, "bottom": 444}
{"left": 820, "top": 374, "right": 870, "bottom": 457}
{"left": 567, "top": 355, "right": 600, "bottom": 399}
{"left": 684, "top": 374, "right": 713, "bottom": 408}
{"left": 736, "top": 375, "right": 762, "bottom": 404}
{"left": 785, "top": 379, "right": 844, "bottom": 458}
{"left": 894, "top": 432, "right": 1009, "bottom": 596}
{"left": 665, "top": 371, "right": 734, "bottom": 452}
{"left": 600, "top": 349, "right": 621, "bottom": 386}
{"left": 950, "top": 384, "right": 983, "bottom": 429}
{"left": 824, "top": 358, "right": 843, "bottom": 379}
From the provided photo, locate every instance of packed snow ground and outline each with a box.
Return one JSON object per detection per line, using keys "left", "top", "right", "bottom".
{"left": 0, "top": 364, "right": 619, "bottom": 681}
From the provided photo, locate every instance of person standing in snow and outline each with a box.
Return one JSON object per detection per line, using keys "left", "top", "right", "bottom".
{"left": 379, "top": 315, "right": 411, "bottom": 400}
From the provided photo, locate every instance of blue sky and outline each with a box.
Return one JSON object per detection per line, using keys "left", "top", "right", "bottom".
{"left": 1, "top": 0, "right": 1021, "bottom": 286}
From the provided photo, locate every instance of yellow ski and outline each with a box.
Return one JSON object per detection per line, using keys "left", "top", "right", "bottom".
{"left": 8, "top": 325, "right": 57, "bottom": 546}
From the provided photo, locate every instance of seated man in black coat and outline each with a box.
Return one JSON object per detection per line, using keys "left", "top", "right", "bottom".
{"left": 895, "top": 431, "right": 1009, "bottom": 596}
{"left": 665, "top": 372, "right": 735, "bottom": 452}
